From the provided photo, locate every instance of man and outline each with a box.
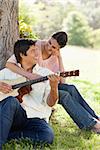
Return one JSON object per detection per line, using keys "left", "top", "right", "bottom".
{"left": 0, "top": 39, "right": 60, "bottom": 148}
{"left": 6, "top": 31, "right": 100, "bottom": 132}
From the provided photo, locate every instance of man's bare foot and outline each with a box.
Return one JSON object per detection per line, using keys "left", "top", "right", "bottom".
{"left": 92, "top": 121, "right": 100, "bottom": 134}
{"left": 94, "top": 121, "right": 100, "bottom": 128}
{"left": 98, "top": 116, "right": 100, "bottom": 121}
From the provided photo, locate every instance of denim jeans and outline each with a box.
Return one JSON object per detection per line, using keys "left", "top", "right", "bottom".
{"left": 0, "top": 96, "right": 54, "bottom": 148}
{"left": 58, "top": 83, "right": 97, "bottom": 129}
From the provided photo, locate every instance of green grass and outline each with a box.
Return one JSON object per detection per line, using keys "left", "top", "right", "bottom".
{"left": 3, "top": 79, "right": 100, "bottom": 150}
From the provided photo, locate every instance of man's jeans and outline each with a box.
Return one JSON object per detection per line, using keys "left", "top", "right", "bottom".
{"left": 0, "top": 96, "right": 54, "bottom": 148}
{"left": 58, "top": 83, "right": 97, "bottom": 129}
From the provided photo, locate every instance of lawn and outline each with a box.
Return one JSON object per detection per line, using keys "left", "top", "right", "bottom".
{"left": 3, "top": 79, "right": 100, "bottom": 150}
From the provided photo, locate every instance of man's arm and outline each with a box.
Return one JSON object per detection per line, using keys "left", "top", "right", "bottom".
{"left": 47, "top": 75, "right": 60, "bottom": 107}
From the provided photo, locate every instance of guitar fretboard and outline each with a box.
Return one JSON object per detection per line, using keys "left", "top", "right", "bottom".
{"left": 12, "top": 76, "right": 48, "bottom": 89}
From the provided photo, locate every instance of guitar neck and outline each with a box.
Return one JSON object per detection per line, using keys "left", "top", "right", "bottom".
{"left": 12, "top": 70, "right": 79, "bottom": 90}
{"left": 12, "top": 76, "right": 48, "bottom": 89}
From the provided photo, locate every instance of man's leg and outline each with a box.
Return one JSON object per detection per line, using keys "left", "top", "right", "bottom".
{"left": 0, "top": 96, "right": 27, "bottom": 147}
{"left": 58, "top": 83, "right": 99, "bottom": 119}
{"left": 10, "top": 118, "right": 54, "bottom": 144}
{"left": 58, "top": 90, "right": 97, "bottom": 129}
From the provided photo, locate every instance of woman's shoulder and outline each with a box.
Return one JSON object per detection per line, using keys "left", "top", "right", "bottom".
{"left": 36, "top": 40, "right": 46, "bottom": 49}
{"left": 36, "top": 40, "right": 46, "bottom": 45}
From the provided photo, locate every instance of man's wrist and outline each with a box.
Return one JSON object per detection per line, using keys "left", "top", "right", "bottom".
{"left": 51, "top": 86, "right": 58, "bottom": 91}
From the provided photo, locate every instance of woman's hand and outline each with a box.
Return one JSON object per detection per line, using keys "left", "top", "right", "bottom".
{"left": 52, "top": 50, "right": 60, "bottom": 57}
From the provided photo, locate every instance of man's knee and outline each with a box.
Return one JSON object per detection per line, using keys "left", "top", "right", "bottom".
{"left": 46, "top": 128, "right": 54, "bottom": 144}
{"left": 2, "top": 96, "right": 20, "bottom": 110}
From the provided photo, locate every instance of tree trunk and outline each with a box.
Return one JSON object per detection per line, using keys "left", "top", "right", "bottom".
{"left": 0, "top": 0, "right": 19, "bottom": 70}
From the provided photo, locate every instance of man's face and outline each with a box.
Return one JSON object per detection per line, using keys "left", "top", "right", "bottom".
{"left": 21, "top": 45, "right": 38, "bottom": 65}
{"left": 46, "top": 38, "right": 60, "bottom": 56}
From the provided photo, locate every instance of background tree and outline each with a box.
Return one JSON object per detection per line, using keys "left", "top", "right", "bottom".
{"left": 63, "top": 11, "right": 93, "bottom": 47}
{"left": 78, "top": 0, "right": 100, "bottom": 29}
{"left": 19, "top": 0, "right": 100, "bottom": 49}
{"left": 0, "top": 0, "right": 19, "bottom": 69}
{"left": 92, "top": 29, "right": 100, "bottom": 49}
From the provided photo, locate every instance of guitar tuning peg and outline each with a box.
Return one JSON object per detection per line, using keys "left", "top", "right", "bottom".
{"left": 73, "top": 72, "right": 75, "bottom": 76}
{"left": 56, "top": 71, "right": 60, "bottom": 76}
{"left": 68, "top": 72, "right": 70, "bottom": 76}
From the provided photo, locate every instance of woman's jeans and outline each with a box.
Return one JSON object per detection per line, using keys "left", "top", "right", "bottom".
{"left": 58, "top": 83, "right": 97, "bottom": 129}
{"left": 0, "top": 96, "right": 54, "bottom": 148}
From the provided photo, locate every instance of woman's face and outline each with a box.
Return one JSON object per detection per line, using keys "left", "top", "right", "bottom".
{"left": 46, "top": 38, "right": 60, "bottom": 56}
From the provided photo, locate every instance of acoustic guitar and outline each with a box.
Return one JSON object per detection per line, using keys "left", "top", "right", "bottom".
{"left": 0, "top": 70, "right": 79, "bottom": 102}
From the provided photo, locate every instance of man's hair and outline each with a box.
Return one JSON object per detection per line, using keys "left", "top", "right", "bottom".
{"left": 14, "top": 39, "right": 37, "bottom": 63}
{"left": 52, "top": 31, "right": 68, "bottom": 48}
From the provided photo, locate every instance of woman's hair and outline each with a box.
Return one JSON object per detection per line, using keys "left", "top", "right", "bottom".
{"left": 52, "top": 31, "right": 68, "bottom": 48}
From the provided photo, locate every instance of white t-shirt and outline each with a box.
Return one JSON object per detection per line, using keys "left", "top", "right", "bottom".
{"left": 0, "top": 64, "right": 54, "bottom": 122}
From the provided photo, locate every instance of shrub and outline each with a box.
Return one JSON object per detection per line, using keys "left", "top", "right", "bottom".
{"left": 92, "top": 29, "right": 100, "bottom": 49}
{"left": 19, "top": 21, "right": 37, "bottom": 39}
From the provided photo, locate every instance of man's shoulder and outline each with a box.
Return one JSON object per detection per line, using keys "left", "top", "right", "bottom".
{"left": 0, "top": 68, "right": 22, "bottom": 80}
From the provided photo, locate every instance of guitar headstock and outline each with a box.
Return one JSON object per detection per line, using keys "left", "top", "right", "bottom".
{"left": 60, "top": 70, "right": 79, "bottom": 78}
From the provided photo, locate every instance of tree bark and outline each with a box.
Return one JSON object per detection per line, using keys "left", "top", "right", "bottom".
{"left": 0, "top": 0, "right": 19, "bottom": 69}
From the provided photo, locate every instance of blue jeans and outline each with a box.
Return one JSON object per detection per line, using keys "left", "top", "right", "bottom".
{"left": 0, "top": 96, "right": 54, "bottom": 148}
{"left": 58, "top": 83, "right": 97, "bottom": 129}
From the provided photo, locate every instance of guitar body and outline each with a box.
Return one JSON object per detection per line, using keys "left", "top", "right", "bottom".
{"left": 0, "top": 77, "right": 26, "bottom": 101}
{"left": 0, "top": 89, "right": 18, "bottom": 101}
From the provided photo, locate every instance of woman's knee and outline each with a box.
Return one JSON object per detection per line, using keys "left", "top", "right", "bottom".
{"left": 69, "top": 84, "right": 76, "bottom": 90}
{"left": 69, "top": 85, "right": 78, "bottom": 94}
{"left": 58, "top": 84, "right": 77, "bottom": 94}
{"left": 59, "top": 90, "right": 70, "bottom": 105}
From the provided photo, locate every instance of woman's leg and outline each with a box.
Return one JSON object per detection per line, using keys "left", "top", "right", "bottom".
{"left": 58, "top": 83, "right": 99, "bottom": 119}
{"left": 58, "top": 90, "right": 97, "bottom": 129}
